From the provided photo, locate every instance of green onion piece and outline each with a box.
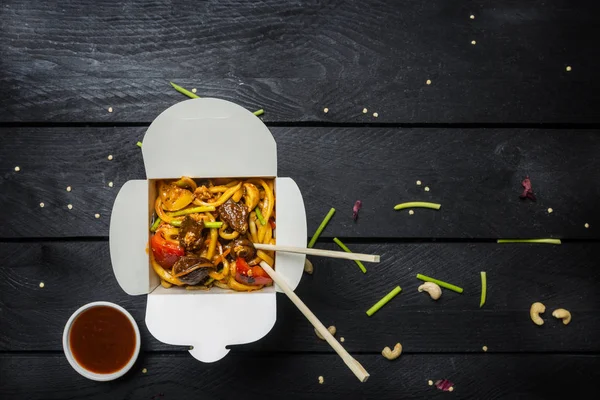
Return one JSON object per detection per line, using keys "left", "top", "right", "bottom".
{"left": 136, "top": 141, "right": 143, "bottom": 148}
{"left": 204, "top": 221, "right": 223, "bottom": 229}
{"left": 170, "top": 82, "right": 264, "bottom": 115}
{"left": 308, "top": 208, "right": 336, "bottom": 248}
{"left": 333, "top": 237, "right": 367, "bottom": 274}
{"left": 497, "top": 239, "right": 561, "bottom": 245}
{"left": 167, "top": 206, "right": 216, "bottom": 217}
{"left": 393, "top": 202, "right": 441, "bottom": 211}
{"left": 366, "top": 286, "right": 402, "bottom": 317}
{"left": 150, "top": 217, "right": 162, "bottom": 232}
{"left": 416, "top": 273, "right": 463, "bottom": 294}
{"left": 170, "top": 81, "right": 200, "bottom": 99}
{"left": 170, "top": 220, "right": 182, "bottom": 227}
{"left": 204, "top": 277, "right": 215, "bottom": 286}
{"left": 480, "top": 271, "right": 487, "bottom": 308}
{"left": 255, "top": 207, "right": 266, "bottom": 225}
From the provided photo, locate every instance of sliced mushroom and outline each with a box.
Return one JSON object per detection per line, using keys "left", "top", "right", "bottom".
{"left": 172, "top": 256, "right": 215, "bottom": 285}
{"left": 231, "top": 238, "right": 256, "bottom": 260}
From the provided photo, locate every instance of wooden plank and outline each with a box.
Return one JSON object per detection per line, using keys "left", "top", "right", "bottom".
{"left": 1, "top": 0, "right": 599, "bottom": 123}
{"left": 2, "top": 241, "right": 598, "bottom": 353}
{"left": 1, "top": 353, "right": 598, "bottom": 399}
{"left": 1, "top": 126, "right": 599, "bottom": 239}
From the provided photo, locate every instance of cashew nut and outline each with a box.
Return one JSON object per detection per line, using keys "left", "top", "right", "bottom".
{"left": 315, "top": 325, "right": 336, "bottom": 340}
{"left": 552, "top": 308, "right": 571, "bottom": 325}
{"left": 418, "top": 282, "right": 442, "bottom": 300}
{"left": 381, "top": 343, "right": 402, "bottom": 360}
{"left": 530, "top": 302, "right": 546, "bottom": 326}
{"left": 304, "top": 258, "right": 314, "bottom": 274}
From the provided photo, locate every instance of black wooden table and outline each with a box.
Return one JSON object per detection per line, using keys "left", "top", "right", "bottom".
{"left": 1, "top": 1, "right": 599, "bottom": 398}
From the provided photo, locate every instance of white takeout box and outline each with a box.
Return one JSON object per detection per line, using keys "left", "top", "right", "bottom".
{"left": 110, "top": 98, "right": 307, "bottom": 362}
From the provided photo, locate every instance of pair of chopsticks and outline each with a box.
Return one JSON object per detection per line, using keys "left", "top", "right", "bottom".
{"left": 254, "top": 243, "right": 380, "bottom": 382}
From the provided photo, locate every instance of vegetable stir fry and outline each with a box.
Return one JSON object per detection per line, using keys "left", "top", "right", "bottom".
{"left": 149, "top": 177, "right": 276, "bottom": 291}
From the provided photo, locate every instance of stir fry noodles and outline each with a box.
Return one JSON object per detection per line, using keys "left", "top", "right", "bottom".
{"left": 149, "top": 177, "right": 276, "bottom": 291}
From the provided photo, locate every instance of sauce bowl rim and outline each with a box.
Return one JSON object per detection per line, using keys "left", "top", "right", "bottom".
{"left": 62, "top": 301, "right": 141, "bottom": 381}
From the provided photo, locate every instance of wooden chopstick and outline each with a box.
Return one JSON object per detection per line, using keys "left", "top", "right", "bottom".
{"left": 259, "top": 261, "right": 370, "bottom": 382}
{"left": 253, "top": 243, "right": 380, "bottom": 263}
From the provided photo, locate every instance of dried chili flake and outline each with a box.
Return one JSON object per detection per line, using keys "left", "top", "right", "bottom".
{"left": 352, "top": 200, "right": 362, "bottom": 221}
{"left": 435, "top": 379, "right": 454, "bottom": 391}
{"left": 519, "top": 176, "right": 536, "bottom": 201}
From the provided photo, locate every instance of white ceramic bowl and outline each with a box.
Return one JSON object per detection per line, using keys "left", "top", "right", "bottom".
{"left": 62, "top": 301, "right": 141, "bottom": 381}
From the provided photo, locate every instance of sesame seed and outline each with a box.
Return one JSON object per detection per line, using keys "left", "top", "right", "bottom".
{"left": 108, "top": 107, "right": 113, "bottom": 113}
{"left": 67, "top": 204, "right": 73, "bottom": 210}
{"left": 108, "top": 182, "right": 114, "bottom": 187}
{"left": 39, "top": 282, "right": 45, "bottom": 288}
{"left": 409, "top": 210, "right": 414, "bottom": 215}
{"left": 373, "top": 112, "right": 379, "bottom": 118}
{"left": 192, "top": 88, "right": 197, "bottom": 93}
{"left": 318, "top": 376, "right": 324, "bottom": 384}
{"left": 449, "top": 387, "right": 454, "bottom": 392}
{"left": 424, "top": 186, "right": 430, "bottom": 192}
{"left": 14, "top": 166, "right": 20, "bottom": 172}
{"left": 107, "top": 155, "right": 113, "bottom": 161}
{"left": 95, "top": 213, "right": 101, "bottom": 219}
{"left": 547, "top": 208, "right": 553, "bottom": 214}
{"left": 340, "top": 337, "right": 345, "bottom": 342}
{"left": 66, "top": 186, "right": 72, "bottom": 192}
{"left": 426, "top": 79, "right": 432, "bottom": 85}
{"left": 471, "top": 40, "right": 477, "bottom": 45}
{"left": 416, "top": 180, "right": 422, "bottom": 185}
{"left": 323, "top": 107, "right": 329, "bottom": 113}
{"left": 39, "top": 202, "right": 45, "bottom": 208}
{"left": 566, "top": 66, "right": 572, "bottom": 72}
{"left": 482, "top": 345, "right": 488, "bottom": 352}
{"left": 470, "top": 14, "right": 475, "bottom": 19}
{"left": 362, "top": 108, "right": 368, "bottom": 113}
{"left": 142, "top": 368, "right": 147, "bottom": 374}
{"left": 428, "top": 380, "right": 433, "bottom": 386}
{"left": 585, "top": 223, "right": 590, "bottom": 228}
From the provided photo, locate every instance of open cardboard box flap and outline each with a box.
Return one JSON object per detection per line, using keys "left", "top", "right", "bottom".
{"left": 109, "top": 98, "right": 306, "bottom": 362}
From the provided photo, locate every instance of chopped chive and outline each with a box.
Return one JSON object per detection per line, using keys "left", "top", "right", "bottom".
{"left": 416, "top": 273, "right": 463, "bottom": 294}
{"left": 150, "top": 217, "right": 162, "bottom": 232}
{"left": 170, "top": 82, "right": 264, "bottom": 116}
{"left": 393, "top": 202, "right": 441, "bottom": 211}
{"left": 170, "top": 220, "right": 182, "bottom": 227}
{"left": 204, "top": 221, "right": 223, "bottom": 229}
{"left": 170, "top": 81, "right": 200, "bottom": 99}
{"left": 255, "top": 207, "right": 266, "bottom": 225}
{"left": 167, "top": 206, "right": 216, "bottom": 217}
{"left": 308, "top": 208, "right": 336, "bottom": 248}
{"left": 480, "top": 271, "right": 487, "bottom": 308}
{"left": 497, "top": 239, "right": 561, "bottom": 245}
{"left": 366, "top": 286, "right": 402, "bottom": 317}
{"left": 333, "top": 237, "right": 367, "bottom": 273}
{"left": 136, "top": 141, "right": 143, "bottom": 148}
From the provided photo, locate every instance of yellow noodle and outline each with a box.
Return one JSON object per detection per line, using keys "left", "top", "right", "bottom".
{"left": 257, "top": 250, "right": 274, "bottom": 267}
{"left": 194, "top": 181, "right": 242, "bottom": 207}
{"left": 257, "top": 223, "right": 267, "bottom": 243}
{"left": 150, "top": 252, "right": 183, "bottom": 286}
{"left": 250, "top": 179, "right": 274, "bottom": 222}
{"left": 228, "top": 276, "right": 263, "bottom": 292}
{"left": 205, "top": 212, "right": 218, "bottom": 260}
{"left": 219, "top": 223, "right": 239, "bottom": 240}
{"left": 249, "top": 213, "right": 259, "bottom": 243}
{"left": 155, "top": 197, "right": 177, "bottom": 224}
{"left": 264, "top": 223, "right": 272, "bottom": 244}
{"left": 214, "top": 281, "right": 230, "bottom": 290}
{"left": 232, "top": 187, "right": 243, "bottom": 202}
{"left": 174, "top": 177, "right": 197, "bottom": 192}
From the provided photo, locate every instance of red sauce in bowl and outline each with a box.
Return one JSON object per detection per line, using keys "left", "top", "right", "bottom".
{"left": 69, "top": 306, "right": 137, "bottom": 374}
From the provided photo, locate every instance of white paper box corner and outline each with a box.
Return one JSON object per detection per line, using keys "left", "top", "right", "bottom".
{"left": 110, "top": 98, "right": 307, "bottom": 362}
